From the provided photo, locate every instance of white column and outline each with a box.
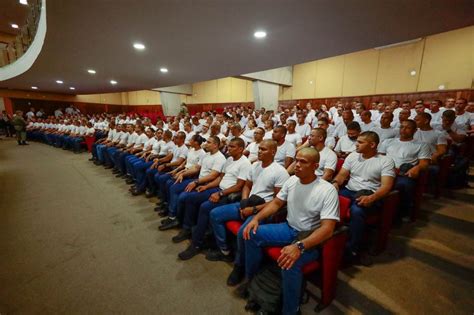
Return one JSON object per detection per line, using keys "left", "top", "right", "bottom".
{"left": 159, "top": 92, "right": 182, "bottom": 116}
{"left": 252, "top": 80, "right": 279, "bottom": 111}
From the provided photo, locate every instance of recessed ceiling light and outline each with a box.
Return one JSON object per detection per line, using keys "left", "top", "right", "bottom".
{"left": 110, "top": 80, "right": 117, "bottom": 85}
{"left": 254, "top": 30, "right": 267, "bottom": 39}
{"left": 309, "top": 81, "right": 313, "bottom": 84}
{"left": 160, "top": 68, "right": 168, "bottom": 73}
{"left": 69, "top": 87, "right": 75, "bottom": 90}
{"left": 410, "top": 70, "right": 417, "bottom": 76}
{"left": 133, "top": 43, "right": 146, "bottom": 50}
{"left": 11, "top": 24, "right": 19, "bottom": 29}
{"left": 87, "top": 69, "right": 96, "bottom": 74}
{"left": 19, "top": 0, "right": 28, "bottom": 5}
{"left": 31, "top": 86, "right": 38, "bottom": 90}
{"left": 56, "top": 80, "right": 63, "bottom": 84}
{"left": 438, "top": 84, "right": 445, "bottom": 90}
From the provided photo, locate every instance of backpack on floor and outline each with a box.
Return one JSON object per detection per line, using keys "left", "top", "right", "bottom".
{"left": 245, "top": 263, "right": 282, "bottom": 315}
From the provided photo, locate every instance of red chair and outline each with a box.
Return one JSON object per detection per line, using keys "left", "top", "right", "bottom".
{"left": 84, "top": 135, "right": 96, "bottom": 153}
{"left": 434, "top": 155, "right": 453, "bottom": 198}
{"left": 411, "top": 170, "right": 428, "bottom": 222}
{"left": 365, "top": 190, "right": 400, "bottom": 255}
{"left": 335, "top": 158, "right": 345, "bottom": 173}
{"left": 225, "top": 197, "right": 350, "bottom": 311}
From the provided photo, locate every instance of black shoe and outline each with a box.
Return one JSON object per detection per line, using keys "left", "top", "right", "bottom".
{"left": 22, "top": 141, "right": 29, "bottom": 145}
{"left": 115, "top": 173, "right": 124, "bottom": 178}
{"left": 172, "top": 229, "right": 191, "bottom": 243}
{"left": 159, "top": 218, "right": 179, "bottom": 230}
{"left": 131, "top": 189, "right": 144, "bottom": 196}
{"left": 227, "top": 265, "right": 245, "bottom": 286}
{"left": 178, "top": 244, "right": 201, "bottom": 261}
{"left": 206, "top": 249, "right": 234, "bottom": 262}
{"left": 158, "top": 208, "right": 168, "bottom": 217}
{"left": 104, "top": 165, "right": 114, "bottom": 169}
{"left": 145, "top": 191, "right": 155, "bottom": 198}
{"left": 125, "top": 178, "right": 135, "bottom": 185}
{"left": 94, "top": 161, "right": 103, "bottom": 166}
{"left": 17, "top": 141, "right": 22, "bottom": 145}
{"left": 112, "top": 168, "right": 120, "bottom": 173}
{"left": 235, "top": 281, "right": 249, "bottom": 299}
{"left": 161, "top": 217, "right": 172, "bottom": 225}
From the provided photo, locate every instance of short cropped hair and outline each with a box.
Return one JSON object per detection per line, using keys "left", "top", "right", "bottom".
{"left": 347, "top": 121, "right": 361, "bottom": 132}
{"left": 359, "top": 131, "right": 380, "bottom": 145}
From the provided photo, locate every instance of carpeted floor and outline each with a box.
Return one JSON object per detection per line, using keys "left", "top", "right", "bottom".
{"left": 0, "top": 138, "right": 473, "bottom": 314}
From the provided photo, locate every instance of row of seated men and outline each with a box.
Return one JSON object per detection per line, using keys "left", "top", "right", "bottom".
{"left": 27, "top": 98, "right": 471, "bottom": 314}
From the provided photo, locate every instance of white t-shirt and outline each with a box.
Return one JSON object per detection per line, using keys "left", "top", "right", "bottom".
{"left": 275, "top": 141, "right": 296, "bottom": 167}
{"left": 159, "top": 140, "right": 176, "bottom": 156}
{"left": 378, "top": 138, "right": 431, "bottom": 168}
{"left": 263, "top": 130, "right": 273, "bottom": 140}
{"left": 429, "top": 109, "right": 444, "bottom": 129}
{"left": 185, "top": 131, "right": 196, "bottom": 145}
{"left": 245, "top": 141, "right": 260, "bottom": 162}
{"left": 316, "top": 147, "right": 338, "bottom": 177}
{"left": 127, "top": 132, "right": 138, "bottom": 146}
{"left": 360, "top": 121, "right": 379, "bottom": 132}
{"left": 118, "top": 132, "right": 129, "bottom": 144}
{"left": 295, "top": 123, "right": 311, "bottom": 138}
{"left": 133, "top": 133, "right": 149, "bottom": 148}
{"left": 171, "top": 144, "right": 189, "bottom": 163}
{"left": 334, "top": 123, "right": 347, "bottom": 138}
{"left": 277, "top": 176, "right": 339, "bottom": 231}
{"left": 454, "top": 112, "right": 471, "bottom": 132}
{"left": 144, "top": 137, "right": 156, "bottom": 149}
{"left": 185, "top": 148, "right": 206, "bottom": 169}
{"left": 242, "top": 129, "right": 255, "bottom": 144}
{"left": 414, "top": 129, "right": 447, "bottom": 155}
{"left": 151, "top": 139, "right": 165, "bottom": 155}
{"left": 199, "top": 151, "right": 226, "bottom": 178}
{"left": 372, "top": 127, "right": 399, "bottom": 142}
{"left": 342, "top": 152, "right": 396, "bottom": 192}
{"left": 334, "top": 135, "right": 356, "bottom": 154}
{"left": 285, "top": 132, "right": 302, "bottom": 148}
{"left": 85, "top": 127, "right": 95, "bottom": 136}
{"left": 248, "top": 161, "right": 290, "bottom": 202}
{"left": 325, "top": 136, "right": 336, "bottom": 149}
{"left": 219, "top": 156, "right": 251, "bottom": 190}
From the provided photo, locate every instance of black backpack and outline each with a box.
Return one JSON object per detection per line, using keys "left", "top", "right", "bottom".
{"left": 245, "top": 264, "right": 282, "bottom": 314}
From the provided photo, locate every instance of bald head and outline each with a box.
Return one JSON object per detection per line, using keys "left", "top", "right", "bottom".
{"left": 261, "top": 139, "right": 277, "bottom": 152}
{"left": 298, "top": 147, "right": 320, "bottom": 164}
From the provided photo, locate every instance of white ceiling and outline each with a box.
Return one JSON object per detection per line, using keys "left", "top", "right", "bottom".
{"left": 0, "top": 0, "right": 472, "bottom": 94}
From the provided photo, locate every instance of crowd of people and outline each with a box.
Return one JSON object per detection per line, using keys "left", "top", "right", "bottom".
{"left": 16, "top": 97, "right": 474, "bottom": 314}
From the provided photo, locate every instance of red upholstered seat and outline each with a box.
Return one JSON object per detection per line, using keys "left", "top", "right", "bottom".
{"left": 226, "top": 220, "right": 243, "bottom": 236}
{"left": 84, "top": 136, "right": 96, "bottom": 153}
{"left": 335, "top": 158, "right": 345, "bottom": 173}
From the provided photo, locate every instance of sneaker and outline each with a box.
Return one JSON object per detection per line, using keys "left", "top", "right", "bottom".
{"left": 125, "top": 178, "right": 135, "bottom": 185}
{"left": 227, "top": 265, "right": 245, "bottom": 286}
{"left": 172, "top": 229, "right": 191, "bottom": 243}
{"left": 161, "top": 217, "right": 172, "bottom": 225}
{"left": 131, "top": 189, "right": 144, "bottom": 196}
{"left": 158, "top": 208, "right": 168, "bottom": 217}
{"left": 234, "top": 281, "right": 249, "bottom": 299}
{"left": 178, "top": 244, "right": 201, "bottom": 261}
{"left": 206, "top": 249, "right": 233, "bottom": 262}
{"left": 145, "top": 191, "right": 155, "bottom": 198}
{"left": 159, "top": 217, "right": 179, "bottom": 231}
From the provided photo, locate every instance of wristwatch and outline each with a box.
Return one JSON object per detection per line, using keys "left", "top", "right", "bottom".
{"left": 296, "top": 241, "right": 305, "bottom": 253}
{"left": 252, "top": 206, "right": 258, "bottom": 214}
{"left": 219, "top": 191, "right": 224, "bottom": 197}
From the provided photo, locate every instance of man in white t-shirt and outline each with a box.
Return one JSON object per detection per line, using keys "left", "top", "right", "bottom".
{"left": 114, "top": 125, "right": 149, "bottom": 177}
{"left": 334, "top": 121, "right": 361, "bottom": 158}
{"left": 177, "top": 138, "right": 251, "bottom": 260}
{"left": 26, "top": 107, "right": 35, "bottom": 120}
{"left": 295, "top": 113, "right": 311, "bottom": 139}
{"left": 244, "top": 127, "right": 265, "bottom": 163}
{"left": 372, "top": 112, "right": 398, "bottom": 142}
{"left": 435, "top": 109, "right": 466, "bottom": 145}
{"left": 242, "top": 148, "right": 339, "bottom": 314}
{"left": 359, "top": 110, "right": 379, "bottom": 132}
{"left": 333, "top": 110, "right": 354, "bottom": 138}
{"left": 285, "top": 119, "right": 303, "bottom": 148}
{"left": 428, "top": 100, "right": 445, "bottom": 129}
{"left": 208, "top": 139, "right": 289, "bottom": 281}
{"left": 414, "top": 113, "right": 447, "bottom": 164}
{"left": 379, "top": 120, "right": 431, "bottom": 220}
{"left": 290, "top": 128, "right": 337, "bottom": 181}
{"left": 159, "top": 136, "right": 226, "bottom": 231}
{"left": 332, "top": 131, "right": 395, "bottom": 264}
{"left": 273, "top": 125, "right": 296, "bottom": 168}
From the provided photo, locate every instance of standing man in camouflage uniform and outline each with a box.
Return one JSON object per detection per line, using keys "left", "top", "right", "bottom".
{"left": 12, "top": 110, "right": 28, "bottom": 145}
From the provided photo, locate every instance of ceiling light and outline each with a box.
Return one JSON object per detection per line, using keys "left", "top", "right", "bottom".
{"left": 56, "top": 80, "right": 63, "bottom": 84}
{"left": 309, "top": 81, "right": 313, "bottom": 84}
{"left": 19, "top": 0, "right": 28, "bottom": 4}
{"left": 110, "top": 80, "right": 117, "bottom": 85}
{"left": 438, "top": 84, "right": 445, "bottom": 90}
{"left": 11, "top": 24, "right": 19, "bottom": 29}
{"left": 87, "top": 69, "right": 96, "bottom": 74}
{"left": 254, "top": 30, "right": 267, "bottom": 39}
{"left": 160, "top": 68, "right": 168, "bottom": 73}
{"left": 410, "top": 70, "right": 417, "bottom": 76}
{"left": 69, "top": 87, "right": 75, "bottom": 90}
{"left": 31, "top": 86, "right": 38, "bottom": 90}
{"left": 133, "top": 43, "right": 145, "bottom": 50}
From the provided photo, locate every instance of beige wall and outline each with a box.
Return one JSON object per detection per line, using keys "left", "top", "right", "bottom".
{"left": 279, "top": 25, "right": 473, "bottom": 100}
{"left": 185, "top": 77, "right": 253, "bottom": 104}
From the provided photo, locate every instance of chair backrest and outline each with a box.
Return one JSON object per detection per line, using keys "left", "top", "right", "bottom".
{"left": 335, "top": 158, "right": 345, "bottom": 173}
{"left": 338, "top": 195, "right": 351, "bottom": 222}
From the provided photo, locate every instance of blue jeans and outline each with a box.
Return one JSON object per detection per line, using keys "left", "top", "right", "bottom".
{"left": 154, "top": 172, "right": 173, "bottom": 200}
{"left": 339, "top": 187, "right": 381, "bottom": 253}
{"left": 244, "top": 221, "right": 319, "bottom": 315}
{"left": 191, "top": 199, "right": 229, "bottom": 247}
{"left": 394, "top": 175, "right": 416, "bottom": 217}
{"left": 209, "top": 202, "right": 241, "bottom": 251}
{"left": 72, "top": 137, "right": 83, "bottom": 152}
{"left": 180, "top": 187, "right": 221, "bottom": 229}
{"left": 132, "top": 160, "right": 154, "bottom": 191}
{"left": 167, "top": 179, "right": 195, "bottom": 217}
